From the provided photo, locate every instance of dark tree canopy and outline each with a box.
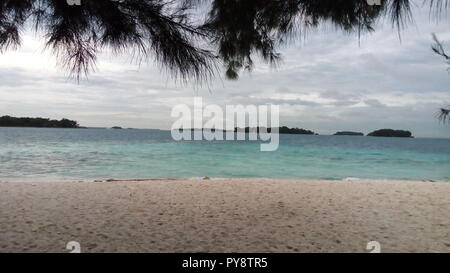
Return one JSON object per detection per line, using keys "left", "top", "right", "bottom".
{"left": 235, "top": 126, "right": 316, "bottom": 134}
{"left": 0, "top": 0, "right": 217, "bottom": 81}
{"left": 0, "top": 0, "right": 448, "bottom": 81}
{"left": 334, "top": 131, "right": 364, "bottom": 136}
{"left": 367, "top": 129, "right": 412, "bottom": 137}
{"left": 0, "top": 115, "right": 79, "bottom": 128}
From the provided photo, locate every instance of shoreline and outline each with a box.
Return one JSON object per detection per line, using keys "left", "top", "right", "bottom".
{"left": 1, "top": 177, "right": 449, "bottom": 183}
{"left": 1, "top": 178, "right": 449, "bottom": 253}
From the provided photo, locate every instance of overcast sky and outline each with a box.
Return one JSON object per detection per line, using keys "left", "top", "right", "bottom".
{"left": 1, "top": 3, "right": 450, "bottom": 137}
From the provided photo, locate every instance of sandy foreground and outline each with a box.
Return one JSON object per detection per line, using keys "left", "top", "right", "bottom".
{"left": 0, "top": 178, "right": 449, "bottom": 253}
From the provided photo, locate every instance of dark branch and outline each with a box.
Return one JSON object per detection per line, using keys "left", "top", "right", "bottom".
{"left": 432, "top": 33, "right": 450, "bottom": 61}
{"left": 438, "top": 108, "right": 450, "bottom": 124}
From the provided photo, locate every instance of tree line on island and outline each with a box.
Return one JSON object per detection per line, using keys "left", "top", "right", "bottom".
{"left": 181, "top": 126, "right": 317, "bottom": 134}
{"left": 0, "top": 116, "right": 128, "bottom": 129}
{"left": 334, "top": 129, "right": 413, "bottom": 137}
{"left": 0, "top": 116, "right": 79, "bottom": 128}
{"left": 235, "top": 126, "right": 317, "bottom": 135}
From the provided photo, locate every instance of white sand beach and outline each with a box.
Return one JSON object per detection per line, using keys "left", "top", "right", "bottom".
{"left": 0, "top": 178, "right": 449, "bottom": 253}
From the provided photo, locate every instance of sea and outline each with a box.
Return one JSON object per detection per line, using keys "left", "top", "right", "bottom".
{"left": 0, "top": 127, "right": 449, "bottom": 182}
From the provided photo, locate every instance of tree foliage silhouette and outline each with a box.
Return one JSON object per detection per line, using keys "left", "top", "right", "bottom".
{"left": 431, "top": 33, "right": 450, "bottom": 123}
{"left": 0, "top": 0, "right": 448, "bottom": 81}
{"left": 1, "top": 0, "right": 217, "bottom": 81}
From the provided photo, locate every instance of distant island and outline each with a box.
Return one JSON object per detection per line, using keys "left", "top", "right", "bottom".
{"left": 111, "top": 126, "right": 123, "bottom": 129}
{"left": 270, "top": 126, "right": 317, "bottom": 135}
{"left": 334, "top": 131, "right": 364, "bottom": 136}
{"left": 0, "top": 115, "right": 79, "bottom": 128}
{"left": 367, "top": 129, "right": 413, "bottom": 138}
{"left": 234, "top": 126, "right": 316, "bottom": 135}
{"left": 180, "top": 126, "right": 317, "bottom": 135}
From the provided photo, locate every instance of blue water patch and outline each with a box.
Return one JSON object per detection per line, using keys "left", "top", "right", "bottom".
{"left": 0, "top": 127, "right": 449, "bottom": 181}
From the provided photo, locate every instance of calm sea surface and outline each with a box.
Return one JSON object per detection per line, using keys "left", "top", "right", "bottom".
{"left": 0, "top": 127, "right": 449, "bottom": 181}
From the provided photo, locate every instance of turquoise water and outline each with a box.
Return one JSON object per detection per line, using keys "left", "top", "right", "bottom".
{"left": 0, "top": 127, "right": 449, "bottom": 181}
